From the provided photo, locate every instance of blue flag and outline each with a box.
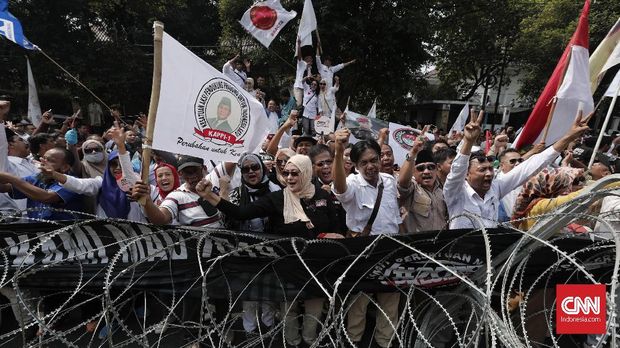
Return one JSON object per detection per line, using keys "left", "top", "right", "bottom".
{"left": 0, "top": 0, "right": 36, "bottom": 50}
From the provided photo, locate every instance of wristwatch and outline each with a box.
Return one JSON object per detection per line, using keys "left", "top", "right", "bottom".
{"left": 405, "top": 153, "right": 413, "bottom": 162}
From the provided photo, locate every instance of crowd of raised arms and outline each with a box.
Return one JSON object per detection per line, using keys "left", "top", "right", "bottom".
{"left": 0, "top": 46, "right": 619, "bottom": 348}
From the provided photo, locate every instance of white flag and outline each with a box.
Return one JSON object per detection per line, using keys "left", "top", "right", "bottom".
{"left": 388, "top": 122, "right": 422, "bottom": 166}
{"left": 448, "top": 102, "right": 469, "bottom": 135}
{"left": 296, "top": 0, "right": 316, "bottom": 47}
{"left": 239, "top": 0, "right": 296, "bottom": 48}
{"left": 26, "top": 57, "right": 42, "bottom": 127}
{"left": 153, "top": 32, "right": 270, "bottom": 163}
{"left": 314, "top": 103, "right": 335, "bottom": 135}
{"left": 367, "top": 98, "right": 377, "bottom": 118}
{"left": 604, "top": 69, "right": 620, "bottom": 97}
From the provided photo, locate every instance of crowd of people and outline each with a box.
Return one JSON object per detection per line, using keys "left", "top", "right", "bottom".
{"left": 0, "top": 45, "right": 619, "bottom": 347}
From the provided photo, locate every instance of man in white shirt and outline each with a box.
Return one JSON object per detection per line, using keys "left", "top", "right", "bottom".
{"left": 444, "top": 109, "right": 589, "bottom": 229}
{"left": 222, "top": 54, "right": 250, "bottom": 88}
{"left": 294, "top": 37, "right": 315, "bottom": 106}
{"left": 332, "top": 128, "right": 401, "bottom": 348}
{"left": 316, "top": 37, "right": 356, "bottom": 88}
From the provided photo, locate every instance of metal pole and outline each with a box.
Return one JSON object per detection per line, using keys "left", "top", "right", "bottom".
{"left": 588, "top": 81, "right": 620, "bottom": 169}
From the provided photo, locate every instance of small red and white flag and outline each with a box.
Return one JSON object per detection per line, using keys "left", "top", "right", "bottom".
{"left": 239, "top": 0, "right": 296, "bottom": 48}
{"left": 515, "top": 0, "right": 592, "bottom": 149}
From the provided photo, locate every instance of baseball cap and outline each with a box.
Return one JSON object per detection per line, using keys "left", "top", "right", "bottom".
{"left": 177, "top": 155, "right": 204, "bottom": 172}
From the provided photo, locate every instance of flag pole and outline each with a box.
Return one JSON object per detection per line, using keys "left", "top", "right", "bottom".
{"left": 139, "top": 21, "right": 164, "bottom": 205}
{"left": 541, "top": 47, "right": 573, "bottom": 144}
{"left": 588, "top": 81, "right": 620, "bottom": 169}
{"left": 36, "top": 48, "right": 111, "bottom": 111}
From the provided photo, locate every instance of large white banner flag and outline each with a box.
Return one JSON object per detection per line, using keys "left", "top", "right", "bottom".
{"left": 388, "top": 122, "right": 422, "bottom": 166}
{"left": 239, "top": 0, "right": 296, "bottom": 48}
{"left": 296, "top": 0, "right": 316, "bottom": 47}
{"left": 26, "top": 57, "right": 42, "bottom": 127}
{"left": 153, "top": 32, "right": 270, "bottom": 163}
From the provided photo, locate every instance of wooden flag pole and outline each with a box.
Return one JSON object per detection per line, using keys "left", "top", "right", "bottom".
{"left": 541, "top": 47, "right": 573, "bottom": 144}
{"left": 139, "top": 21, "right": 164, "bottom": 205}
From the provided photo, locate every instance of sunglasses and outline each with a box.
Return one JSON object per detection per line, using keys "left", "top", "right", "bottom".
{"left": 314, "top": 160, "right": 333, "bottom": 168}
{"left": 241, "top": 163, "right": 261, "bottom": 174}
{"left": 319, "top": 83, "right": 326, "bottom": 86}
{"left": 470, "top": 155, "right": 495, "bottom": 163}
{"left": 84, "top": 147, "right": 102, "bottom": 154}
{"left": 508, "top": 158, "right": 524, "bottom": 165}
{"left": 282, "top": 170, "right": 300, "bottom": 177}
{"left": 415, "top": 163, "right": 437, "bottom": 171}
{"left": 276, "top": 158, "right": 289, "bottom": 166}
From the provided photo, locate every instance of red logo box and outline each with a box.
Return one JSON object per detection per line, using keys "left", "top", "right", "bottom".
{"left": 556, "top": 284, "right": 606, "bottom": 334}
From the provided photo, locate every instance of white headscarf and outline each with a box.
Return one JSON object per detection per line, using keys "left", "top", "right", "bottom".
{"left": 283, "top": 155, "right": 315, "bottom": 228}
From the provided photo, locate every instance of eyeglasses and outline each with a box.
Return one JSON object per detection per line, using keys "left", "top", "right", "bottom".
{"left": 282, "top": 170, "right": 300, "bottom": 177}
{"left": 276, "top": 158, "right": 289, "bottom": 166}
{"left": 241, "top": 163, "right": 261, "bottom": 174}
{"left": 508, "top": 158, "right": 524, "bottom": 165}
{"left": 314, "top": 160, "right": 333, "bottom": 168}
{"left": 84, "top": 147, "right": 102, "bottom": 154}
{"left": 415, "top": 163, "right": 437, "bottom": 171}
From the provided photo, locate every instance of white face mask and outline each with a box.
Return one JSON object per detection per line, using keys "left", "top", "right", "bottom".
{"left": 85, "top": 152, "right": 104, "bottom": 163}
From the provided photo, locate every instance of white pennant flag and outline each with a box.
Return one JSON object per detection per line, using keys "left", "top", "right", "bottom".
{"left": 296, "top": 0, "right": 317, "bottom": 48}
{"left": 604, "top": 69, "right": 620, "bottom": 97}
{"left": 448, "top": 102, "right": 469, "bottom": 135}
{"left": 367, "top": 98, "right": 377, "bottom": 118}
{"left": 153, "top": 32, "right": 270, "bottom": 163}
{"left": 239, "top": 0, "right": 296, "bottom": 48}
{"left": 26, "top": 57, "right": 42, "bottom": 127}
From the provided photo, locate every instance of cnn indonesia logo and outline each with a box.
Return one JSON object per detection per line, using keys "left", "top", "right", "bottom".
{"left": 556, "top": 284, "right": 606, "bottom": 334}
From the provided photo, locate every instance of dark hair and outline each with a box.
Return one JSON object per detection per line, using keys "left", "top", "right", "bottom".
{"left": 29, "top": 133, "right": 53, "bottom": 154}
{"left": 110, "top": 104, "right": 121, "bottom": 111}
{"left": 4, "top": 127, "right": 17, "bottom": 142}
{"left": 498, "top": 148, "right": 520, "bottom": 162}
{"left": 350, "top": 139, "right": 381, "bottom": 164}
{"left": 308, "top": 144, "right": 331, "bottom": 163}
{"left": 584, "top": 135, "right": 612, "bottom": 149}
{"left": 381, "top": 143, "right": 393, "bottom": 152}
{"left": 280, "top": 88, "right": 291, "bottom": 98}
{"left": 433, "top": 147, "right": 457, "bottom": 164}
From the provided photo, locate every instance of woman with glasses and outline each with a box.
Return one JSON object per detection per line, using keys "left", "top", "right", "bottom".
{"left": 273, "top": 148, "right": 296, "bottom": 187}
{"left": 196, "top": 154, "right": 336, "bottom": 238}
{"left": 318, "top": 76, "right": 339, "bottom": 123}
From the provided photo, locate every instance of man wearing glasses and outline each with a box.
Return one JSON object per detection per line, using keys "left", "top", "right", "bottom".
{"left": 496, "top": 149, "right": 524, "bottom": 221}
{"left": 444, "top": 109, "right": 589, "bottom": 229}
{"left": 398, "top": 136, "right": 447, "bottom": 233}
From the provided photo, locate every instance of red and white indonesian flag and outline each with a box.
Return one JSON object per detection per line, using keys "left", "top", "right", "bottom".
{"left": 239, "top": 0, "right": 296, "bottom": 48}
{"left": 515, "top": 0, "right": 592, "bottom": 149}
{"left": 153, "top": 32, "right": 270, "bottom": 163}
{"left": 296, "top": 0, "right": 317, "bottom": 48}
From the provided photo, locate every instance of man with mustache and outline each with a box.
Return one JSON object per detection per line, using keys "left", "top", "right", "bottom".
{"left": 444, "top": 109, "right": 590, "bottom": 229}
{"left": 398, "top": 137, "right": 447, "bottom": 233}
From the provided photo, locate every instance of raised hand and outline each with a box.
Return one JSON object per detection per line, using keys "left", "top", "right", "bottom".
{"left": 410, "top": 136, "right": 425, "bottom": 155}
{"left": 334, "top": 128, "right": 350, "bottom": 153}
{"left": 464, "top": 108, "right": 484, "bottom": 143}
{"left": 110, "top": 122, "right": 127, "bottom": 147}
{"left": 41, "top": 110, "right": 54, "bottom": 124}
{"left": 284, "top": 110, "right": 298, "bottom": 130}
{"left": 131, "top": 181, "right": 151, "bottom": 201}
{"left": 243, "top": 58, "right": 251, "bottom": 70}
{"left": 195, "top": 179, "right": 215, "bottom": 201}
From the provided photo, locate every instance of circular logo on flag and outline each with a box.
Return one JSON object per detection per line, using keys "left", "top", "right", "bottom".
{"left": 250, "top": 6, "right": 278, "bottom": 30}
{"left": 392, "top": 128, "right": 419, "bottom": 151}
{"left": 194, "top": 78, "right": 250, "bottom": 145}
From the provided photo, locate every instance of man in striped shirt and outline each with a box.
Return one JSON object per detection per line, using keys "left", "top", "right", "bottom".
{"left": 133, "top": 155, "right": 223, "bottom": 228}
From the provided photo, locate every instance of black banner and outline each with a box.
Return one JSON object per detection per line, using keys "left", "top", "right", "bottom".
{"left": 0, "top": 221, "right": 613, "bottom": 300}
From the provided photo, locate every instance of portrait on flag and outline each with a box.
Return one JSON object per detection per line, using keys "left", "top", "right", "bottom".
{"left": 344, "top": 109, "right": 388, "bottom": 143}
{"left": 153, "top": 32, "right": 270, "bottom": 162}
